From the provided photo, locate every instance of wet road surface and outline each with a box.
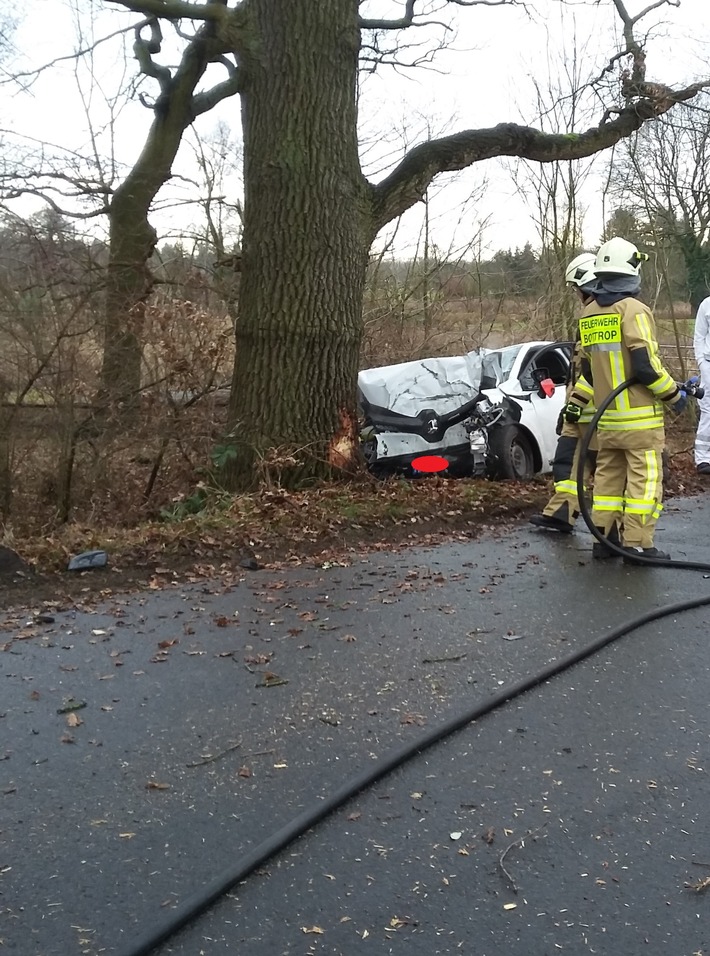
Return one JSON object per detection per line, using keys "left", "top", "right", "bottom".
{"left": 2, "top": 497, "right": 710, "bottom": 955}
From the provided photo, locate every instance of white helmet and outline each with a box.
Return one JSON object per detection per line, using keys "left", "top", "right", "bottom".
{"left": 595, "top": 236, "right": 649, "bottom": 276}
{"left": 565, "top": 252, "right": 596, "bottom": 288}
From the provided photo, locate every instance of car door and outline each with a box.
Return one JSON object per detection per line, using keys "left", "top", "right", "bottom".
{"left": 513, "top": 344, "right": 570, "bottom": 471}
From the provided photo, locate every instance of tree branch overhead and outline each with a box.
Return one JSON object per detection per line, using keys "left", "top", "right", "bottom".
{"left": 371, "top": 80, "right": 710, "bottom": 233}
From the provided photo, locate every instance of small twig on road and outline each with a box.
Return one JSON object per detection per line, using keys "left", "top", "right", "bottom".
{"left": 422, "top": 654, "right": 467, "bottom": 664}
{"left": 186, "top": 739, "right": 242, "bottom": 768}
{"left": 498, "top": 824, "right": 548, "bottom": 894}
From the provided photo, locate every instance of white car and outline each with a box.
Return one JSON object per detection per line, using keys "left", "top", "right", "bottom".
{"left": 358, "top": 341, "right": 572, "bottom": 480}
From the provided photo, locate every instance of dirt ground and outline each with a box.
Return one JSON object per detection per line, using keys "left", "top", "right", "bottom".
{"left": 1, "top": 436, "right": 706, "bottom": 613}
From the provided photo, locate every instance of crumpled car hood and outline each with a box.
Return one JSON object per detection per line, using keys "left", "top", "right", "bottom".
{"left": 358, "top": 350, "right": 487, "bottom": 417}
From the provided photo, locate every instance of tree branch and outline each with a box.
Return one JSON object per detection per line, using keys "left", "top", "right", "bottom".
{"left": 359, "top": 0, "right": 417, "bottom": 30}
{"left": 192, "top": 60, "right": 243, "bottom": 115}
{"left": 359, "top": 0, "right": 515, "bottom": 30}
{"left": 1, "top": 21, "right": 148, "bottom": 87}
{"left": 106, "top": 0, "right": 226, "bottom": 21}
{"left": 0, "top": 186, "right": 108, "bottom": 219}
{"left": 370, "top": 84, "right": 710, "bottom": 234}
{"left": 133, "top": 17, "right": 172, "bottom": 95}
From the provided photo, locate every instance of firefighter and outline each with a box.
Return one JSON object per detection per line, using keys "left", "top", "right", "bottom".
{"left": 529, "top": 253, "right": 598, "bottom": 533}
{"left": 565, "top": 236, "right": 687, "bottom": 563}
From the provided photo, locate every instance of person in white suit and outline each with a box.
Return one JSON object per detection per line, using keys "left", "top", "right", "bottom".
{"left": 692, "top": 295, "right": 710, "bottom": 475}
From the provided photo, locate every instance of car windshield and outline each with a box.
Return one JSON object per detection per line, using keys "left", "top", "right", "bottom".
{"left": 480, "top": 345, "right": 523, "bottom": 387}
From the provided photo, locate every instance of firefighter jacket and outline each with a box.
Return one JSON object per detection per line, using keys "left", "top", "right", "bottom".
{"left": 568, "top": 296, "right": 682, "bottom": 432}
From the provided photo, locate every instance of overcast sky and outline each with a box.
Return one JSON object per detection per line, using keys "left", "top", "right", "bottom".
{"left": 3, "top": 0, "right": 710, "bottom": 259}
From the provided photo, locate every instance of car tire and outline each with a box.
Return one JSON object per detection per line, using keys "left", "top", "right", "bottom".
{"left": 487, "top": 425, "right": 535, "bottom": 481}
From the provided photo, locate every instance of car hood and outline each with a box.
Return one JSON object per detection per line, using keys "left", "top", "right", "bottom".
{"left": 358, "top": 350, "right": 487, "bottom": 418}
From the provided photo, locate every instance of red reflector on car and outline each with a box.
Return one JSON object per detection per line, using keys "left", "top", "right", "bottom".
{"left": 411, "top": 455, "right": 450, "bottom": 473}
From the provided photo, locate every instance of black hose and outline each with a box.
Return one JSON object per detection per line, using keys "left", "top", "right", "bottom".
{"left": 575, "top": 378, "right": 710, "bottom": 571}
{"left": 119, "top": 592, "right": 710, "bottom": 956}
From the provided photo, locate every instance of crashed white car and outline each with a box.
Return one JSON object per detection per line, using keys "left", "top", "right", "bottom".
{"left": 358, "top": 341, "right": 572, "bottom": 480}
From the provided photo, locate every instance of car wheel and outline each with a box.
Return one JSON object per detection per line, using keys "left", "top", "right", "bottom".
{"left": 487, "top": 425, "right": 535, "bottom": 481}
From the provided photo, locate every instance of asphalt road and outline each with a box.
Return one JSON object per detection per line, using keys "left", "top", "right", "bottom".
{"left": 3, "top": 496, "right": 710, "bottom": 956}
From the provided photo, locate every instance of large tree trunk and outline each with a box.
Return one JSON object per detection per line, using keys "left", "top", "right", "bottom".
{"left": 224, "top": 0, "right": 370, "bottom": 490}
{"left": 101, "top": 186, "right": 158, "bottom": 409}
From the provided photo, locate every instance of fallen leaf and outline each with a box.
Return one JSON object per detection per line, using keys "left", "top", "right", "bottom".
{"left": 301, "top": 926, "right": 324, "bottom": 935}
{"left": 238, "top": 765, "right": 252, "bottom": 778}
{"left": 257, "top": 672, "right": 288, "bottom": 688}
{"left": 56, "top": 699, "right": 87, "bottom": 714}
{"left": 400, "top": 713, "right": 425, "bottom": 726}
{"left": 157, "top": 639, "right": 178, "bottom": 649}
{"left": 244, "top": 654, "right": 272, "bottom": 665}
{"left": 66, "top": 712, "right": 83, "bottom": 728}
{"left": 145, "top": 781, "right": 170, "bottom": 790}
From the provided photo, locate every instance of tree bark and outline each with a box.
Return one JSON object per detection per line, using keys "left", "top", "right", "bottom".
{"left": 224, "top": 0, "right": 370, "bottom": 489}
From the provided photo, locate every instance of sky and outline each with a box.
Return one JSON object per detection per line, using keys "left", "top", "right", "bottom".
{"left": 2, "top": 0, "right": 710, "bottom": 260}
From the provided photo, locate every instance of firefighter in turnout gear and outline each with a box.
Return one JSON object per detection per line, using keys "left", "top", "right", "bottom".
{"left": 529, "top": 253, "right": 599, "bottom": 534}
{"left": 566, "top": 237, "right": 687, "bottom": 564}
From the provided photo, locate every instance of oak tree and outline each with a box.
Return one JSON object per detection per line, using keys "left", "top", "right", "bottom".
{"left": 105, "top": 0, "right": 708, "bottom": 488}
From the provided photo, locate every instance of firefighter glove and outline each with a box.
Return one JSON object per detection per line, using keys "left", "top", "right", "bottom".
{"left": 563, "top": 401, "right": 583, "bottom": 424}
{"left": 671, "top": 390, "right": 688, "bottom": 415}
{"left": 555, "top": 410, "right": 564, "bottom": 436}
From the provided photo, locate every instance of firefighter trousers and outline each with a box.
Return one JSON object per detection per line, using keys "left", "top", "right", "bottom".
{"left": 543, "top": 422, "right": 598, "bottom": 529}
{"left": 590, "top": 428, "right": 665, "bottom": 549}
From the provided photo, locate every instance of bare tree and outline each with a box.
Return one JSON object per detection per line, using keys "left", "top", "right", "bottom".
{"left": 610, "top": 94, "right": 710, "bottom": 314}
{"left": 2, "top": 1, "right": 242, "bottom": 412}
{"left": 508, "top": 11, "right": 598, "bottom": 340}
{"left": 61, "top": 0, "right": 710, "bottom": 488}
